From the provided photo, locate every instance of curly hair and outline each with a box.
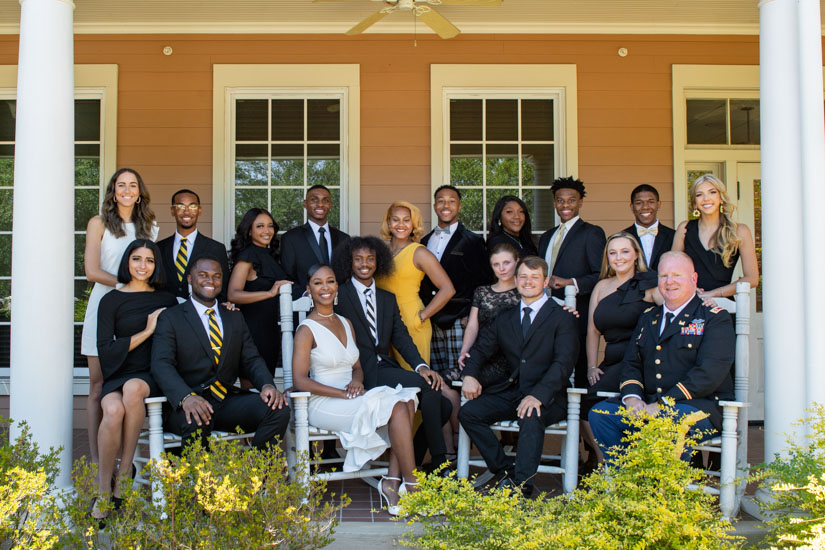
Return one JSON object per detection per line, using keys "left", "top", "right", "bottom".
{"left": 334, "top": 236, "right": 395, "bottom": 284}
{"left": 600, "top": 231, "right": 648, "bottom": 279}
{"left": 689, "top": 174, "right": 741, "bottom": 268}
{"left": 380, "top": 201, "right": 425, "bottom": 242}
{"left": 551, "top": 176, "right": 587, "bottom": 199}
{"left": 229, "top": 208, "right": 280, "bottom": 268}
{"left": 100, "top": 168, "right": 156, "bottom": 239}
{"left": 487, "top": 195, "right": 533, "bottom": 244}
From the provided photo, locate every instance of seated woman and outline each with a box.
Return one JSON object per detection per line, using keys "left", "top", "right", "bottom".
{"left": 92, "top": 239, "right": 176, "bottom": 525}
{"left": 291, "top": 264, "right": 420, "bottom": 516}
{"left": 672, "top": 174, "right": 759, "bottom": 299}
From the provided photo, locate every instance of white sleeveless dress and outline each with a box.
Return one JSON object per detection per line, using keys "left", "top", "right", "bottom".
{"left": 302, "top": 316, "right": 419, "bottom": 472}
{"left": 80, "top": 221, "right": 159, "bottom": 356}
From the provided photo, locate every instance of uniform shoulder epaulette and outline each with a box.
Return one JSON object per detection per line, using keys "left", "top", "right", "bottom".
{"left": 709, "top": 306, "right": 723, "bottom": 314}
{"left": 643, "top": 306, "right": 655, "bottom": 313}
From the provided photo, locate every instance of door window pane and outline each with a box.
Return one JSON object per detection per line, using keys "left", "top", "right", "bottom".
{"left": 0, "top": 100, "right": 15, "bottom": 142}
{"left": 450, "top": 99, "right": 482, "bottom": 141}
{"left": 486, "top": 99, "right": 518, "bottom": 141}
{"left": 307, "top": 99, "right": 340, "bottom": 141}
{"left": 271, "top": 144, "right": 304, "bottom": 187}
{"left": 235, "top": 144, "right": 268, "bottom": 186}
{"left": 521, "top": 99, "right": 554, "bottom": 141}
{"left": 730, "top": 99, "right": 760, "bottom": 145}
{"left": 236, "top": 100, "right": 268, "bottom": 141}
{"left": 271, "top": 99, "right": 303, "bottom": 141}
{"left": 235, "top": 188, "right": 268, "bottom": 227}
{"left": 75, "top": 100, "right": 101, "bottom": 141}
{"left": 686, "top": 99, "right": 726, "bottom": 144}
{"left": 450, "top": 144, "right": 482, "bottom": 187}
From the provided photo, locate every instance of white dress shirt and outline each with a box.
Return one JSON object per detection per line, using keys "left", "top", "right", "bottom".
{"left": 191, "top": 297, "right": 223, "bottom": 338}
{"left": 426, "top": 221, "right": 458, "bottom": 262}
{"left": 308, "top": 219, "right": 332, "bottom": 260}
{"left": 173, "top": 229, "right": 199, "bottom": 264}
{"left": 634, "top": 220, "right": 659, "bottom": 267}
{"left": 519, "top": 292, "right": 550, "bottom": 324}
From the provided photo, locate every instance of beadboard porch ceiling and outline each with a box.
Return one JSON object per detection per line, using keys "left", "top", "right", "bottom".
{"left": 2, "top": 0, "right": 819, "bottom": 35}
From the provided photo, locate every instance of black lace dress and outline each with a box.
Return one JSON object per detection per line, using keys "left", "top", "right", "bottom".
{"left": 235, "top": 245, "right": 289, "bottom": 375}
{"left": 583, "top": 272, "right": 657, "bottom": 414}
{"left": 683, "top": 219, "right": 740, "bottom": 292}
{"left": 466, "top": 285, "right": 520, "bottom": 387}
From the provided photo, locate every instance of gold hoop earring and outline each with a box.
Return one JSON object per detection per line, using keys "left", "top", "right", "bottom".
{"left": 136, "top": 196, "right": 142, "bottom": 204}
{"left": 719, "top": 205, "right": 724, "bottom": 214}
{"left": 692, "top": 209, "right": 700, "bottom": 217}
{"left": 334, "top": 294, "right": 338, "bottom": 306}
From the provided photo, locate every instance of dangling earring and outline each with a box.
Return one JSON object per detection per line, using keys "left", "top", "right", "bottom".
{"left": 692, "top": 209, "right": 700, "bottom": 217}
{"left": 136, "top": 196, "right": 142, "bottom": 204}
{"left": 308, "top": 296, "right": 314, "bottom": 309}
{"left": 113, "top": 196, "right": 117, "bottom": 204}
{"left": 719, "top": 205, "right": 724, "bottom": 214}
{"left": 334, "top": 294, "right": 338, "bottom": 306}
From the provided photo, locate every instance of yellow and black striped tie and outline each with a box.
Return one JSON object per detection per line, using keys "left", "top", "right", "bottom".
{"left": 175, "top": 237, "right": 188, "bottom": 282}
{"left": 205, "top": 308, "right": 226, "bottom": 400}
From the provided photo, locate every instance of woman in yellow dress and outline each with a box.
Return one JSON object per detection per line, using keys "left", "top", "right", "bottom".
{"left": 377, "top": 200, "right": 460, "bottom": 463}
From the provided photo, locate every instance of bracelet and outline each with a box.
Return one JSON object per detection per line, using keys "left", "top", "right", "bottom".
{"left": 180, "top": 392, "right": 196, "bottom": 408}
{"left": 587, "top": 366, "right": 598, "bottom": 370}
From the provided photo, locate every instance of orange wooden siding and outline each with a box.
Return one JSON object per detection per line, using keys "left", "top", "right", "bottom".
{"left": 0, "top": 33, "right": 762, "bottom": 239}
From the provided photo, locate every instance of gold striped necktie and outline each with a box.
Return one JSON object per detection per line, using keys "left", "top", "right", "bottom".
{"left": 205, "top": 308, "right": 226, "bottom": 400}
{"left": 175, "top": 237, "right": 189, "bottom": 282}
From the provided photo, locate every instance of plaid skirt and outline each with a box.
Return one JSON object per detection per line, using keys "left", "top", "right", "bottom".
{"left": 430, "top": 317, "right": 464, "bottom": 381}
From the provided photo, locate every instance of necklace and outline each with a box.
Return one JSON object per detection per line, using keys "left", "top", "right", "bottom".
{"left": 502, "top": 231, "right": 522, "bottom": 247}
{"left": 316, "top": 311, "right": 335, "bottom": 318}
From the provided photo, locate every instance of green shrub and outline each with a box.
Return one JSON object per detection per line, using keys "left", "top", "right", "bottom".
{"left": 750, "top": 403, "right": 825, "bottom": 549}
{"left": 400, "top": 403, "right": 741, "bottom": 549}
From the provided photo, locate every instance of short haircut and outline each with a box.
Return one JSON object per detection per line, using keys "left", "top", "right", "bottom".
{"left": 307, "top": 184, "right": 331, "bottom": 197}
{"left": 551, "top": 176, "right": 586, "bottom": 199}
{"left": 171, "top": 188, "right": 201, "bottom": 204}
{"left": 516, "top": 255, "right": 548, "bottom": 279}
{"left": 657, "top": 251, "right": 695, "bottom": 273}
{"left": 117, "top": 239, "right": 166, "bottom": 288}
{"left": 630, "top": 184, "right": 660, "bottom": 202}
{"left": 433, "top": 184, "right": 461, "bottom": 201}
{"left": 190, "top": 254, "right": 223, "bottom": 274}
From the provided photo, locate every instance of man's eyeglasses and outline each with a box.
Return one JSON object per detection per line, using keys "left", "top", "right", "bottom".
{"left": 173, "top": 204, "right": 200, "bottom": 212}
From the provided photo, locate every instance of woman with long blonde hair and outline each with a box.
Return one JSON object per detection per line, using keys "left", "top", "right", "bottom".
{"left": 672, "top": 174, "right": 759, "bottom": 298}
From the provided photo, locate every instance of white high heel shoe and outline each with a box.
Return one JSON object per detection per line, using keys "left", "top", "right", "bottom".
{"left": 377, "top": 476, "right": 403, "bottom": 516}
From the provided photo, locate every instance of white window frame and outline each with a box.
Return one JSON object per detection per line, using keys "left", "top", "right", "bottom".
{"left": 430, "top": 64, "right": 578, "bottom": 232}
{"left": 0, "top": 64, "right": 118, "bottom": 393}
{"left": 213, "top": 65, "right": 360, "bottom": 242}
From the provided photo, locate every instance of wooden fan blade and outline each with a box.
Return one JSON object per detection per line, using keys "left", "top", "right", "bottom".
{"left": 438, "top": 0, "right": 502, "bottom": 5}
{"left": 346, "top": 9, "right": 391, "bottom": 35}
{"left": 417, "top": 8, "right": 460, "bottom": 39}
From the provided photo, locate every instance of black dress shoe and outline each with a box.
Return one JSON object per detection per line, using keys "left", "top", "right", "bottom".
{"left": 495, "top": 475, "right": 533, "bottom": 498}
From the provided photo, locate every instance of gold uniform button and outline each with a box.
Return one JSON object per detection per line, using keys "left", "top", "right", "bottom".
{"left": 655, "top": 359, "right": 661, "bottom": 365}
{"left": 656, "top": 373, "right": 662, "bottom": 379}
{"left": 688, "top": 343, "right": 693, "bottom": 348}
{"left": 656, "top": 387, "right": 663, "bottom": 393}
{"left": 656, "top": 345, "right": 662, "bottom": 351}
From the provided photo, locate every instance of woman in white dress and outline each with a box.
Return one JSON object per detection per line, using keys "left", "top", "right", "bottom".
{"left": 82, "top": 168, "right": 157, "bottom": 465}
{"left": 292, "top": 264, "right": 420, "bottom": 516}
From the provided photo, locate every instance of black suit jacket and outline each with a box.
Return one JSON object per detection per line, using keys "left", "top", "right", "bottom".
{"left": 619, "top": 296, "right": 734, "bottom": 430}
{"left": 463, "top": 298, "right": 579, "bottom": 407}
{"left": 156, "top": 232, "right": 230, "bottom": 303}
{"left": 419, "top": 223, "right": 493, "bottom": 329}
{"left": 537, "top": 219, "right": 606, "bottom": 300}
{"left": 150, "top": 300, "right": 274, "bottom": 409}
{"left": 334, "top": 280, "right": 426, "bottom": 389}
{"left": 623, "top": 222, "right": 676, "bottom": 272}
{"left": 280, "top": 223, "right": 350, "bottom": 299}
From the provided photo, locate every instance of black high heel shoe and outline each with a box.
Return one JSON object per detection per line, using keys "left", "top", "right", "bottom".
{"left": 89, "top": 497, "right": 108, "bottom": 530}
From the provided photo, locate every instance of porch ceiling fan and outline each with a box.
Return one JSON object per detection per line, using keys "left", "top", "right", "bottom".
{"left": 314, "top": 0, "right": 503, "bottom": 39}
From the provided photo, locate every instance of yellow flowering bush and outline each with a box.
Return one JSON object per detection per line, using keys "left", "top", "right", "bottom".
{"left": 400, "top": 403, "right": 741, "bottom": 549}
{"left": 751, "top": 404, "right": 825, "bottom": 549}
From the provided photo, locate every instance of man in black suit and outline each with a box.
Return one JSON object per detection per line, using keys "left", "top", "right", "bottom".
{"left": 537, "top": 177, "right": 606, "bottom": 387}
{"left": 157, "top": 189, "right": 230, "bottom": 303}
{"left": 588, "top": 251, "right": 734, "bottom": 461}
{"left": 459, "top": 256, "right": 579, "bottom": 496}
{"left": 334, "top": 236, "right": 454, "bottom": 469}
{"left": 280, "top": 185, "right": 350, "bottom": 298}
{"left": 151, "top": 256, "right": 289, "bottom": 450}
{"left": 623, "top": 184, "right": 675, "bottom": 272}
{"left": 420, "top": 185, "right": 492, "bottom": 376}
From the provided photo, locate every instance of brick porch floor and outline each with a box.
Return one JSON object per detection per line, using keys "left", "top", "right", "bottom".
{"left": 72, "top": 424, "right": 766, "bottom": 523}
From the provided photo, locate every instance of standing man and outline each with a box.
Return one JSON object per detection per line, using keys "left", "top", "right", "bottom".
{"left": 419, "top": 185, "right": 492, "bottom": 377}
{"left": 588, "top": 251, "right": 734, "bottom": 462}
{"left": 151, "top": 256, "right": 289, "bottom": 450}
{"left": 157, "top": 189, "right": 230, "bottom": 303}
{"left": 334, "top": 236, "right": 455, "bottom": 471}
{"left": 459, "top": 256, "right": 579, "bottom": 497}
{"left": 537, "top": 177, "right": 606, "bottom": 387}
{"left": 280, "top": 184, "right": 350, "bottom": 298}
{"left": 623, "top": 184, "right": 675, "bottom": 271}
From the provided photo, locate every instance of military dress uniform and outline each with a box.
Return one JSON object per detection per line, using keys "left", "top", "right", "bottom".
{"left": 588, "top": 295, "right": 735, "bottom": 460}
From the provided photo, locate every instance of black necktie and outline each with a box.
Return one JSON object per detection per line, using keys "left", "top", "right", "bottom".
{"left": 521, "top": 306, "right": 532, "bottom": 338}
{"left": 661, "top": 311, "right": 675, "bottom": 337}
{"left": 318, "top": 227, "right": 330, "bottom": 264}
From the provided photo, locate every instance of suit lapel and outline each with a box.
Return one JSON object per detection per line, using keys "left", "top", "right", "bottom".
{"left": 555, "top": 219, "right": 583, "bottom": 262}
{"left": 523, "top": 299, "right": 554, "bottom": 347}
{"left": 651, "top": 232, "right": 668, "bottom": 265}
{"left": 302, "top": 224, "right": 324, "bottom": 264}
{"left": 342, "top": 283, "right": 371, "bottom": 337}
{"left": 182, "top": 301, "right": 214, "bottom": 360}
{"left": 440, "top": 224, "right": 463, "bottom": 261}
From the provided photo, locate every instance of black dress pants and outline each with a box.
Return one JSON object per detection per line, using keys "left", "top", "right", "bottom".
{"left": 165, "top": 391, "right": 290, "bottom": 451}
{"left": 375, "top": 364, "right": 452, "bottom": 464}
{"left": 458, "top": 386, "right": 565, "bottom": 488}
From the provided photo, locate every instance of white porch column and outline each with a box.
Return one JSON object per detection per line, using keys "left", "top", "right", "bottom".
{"left": 10, "top": 0, "right": 75, "bottom": 487}
{"left": 758, "top": 0, "right": 807, "bottom": 460}
{"left": 797, "top": 1, "right": 825, "bottom": 413}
